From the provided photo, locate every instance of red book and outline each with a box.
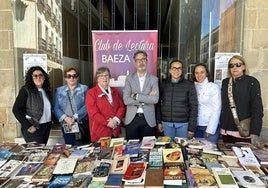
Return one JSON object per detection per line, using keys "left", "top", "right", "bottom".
{"left": 122, "top": 162, "right": 146, "bottom": 182}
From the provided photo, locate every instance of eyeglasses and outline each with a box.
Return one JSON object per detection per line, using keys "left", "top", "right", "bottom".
{"left": 98, "top": 74, "right": 110, "bottom": 78}
{"left": 65, "top": 74, "right": 78, "bottom": 79}
{"left": 32, "top": 74, "right": 44, "bottom": 79}
{"left": 135, "top": 58, "right": 147, "bottom": 63}
{"left": 228, "top": 62, "right": 244, "bottom": 68}
{"left": 171, "top": 66, "right": 182, "bottom": 71}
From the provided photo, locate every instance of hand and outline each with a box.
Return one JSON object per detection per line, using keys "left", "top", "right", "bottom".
{"left": 27, "top": 125, "right": 37, "bottom": 134}
{"left": 158, "top": 124, "right": 163, "bottom": 132}
{"left": 64, "top": 116, "right": 75, "bottom": 126}
{"left": 107, "top": 118, "right": 117, "bottom": 129}
{"left": 149, "top": 90, "right": 157, "bottom": 96}
{"left": 188, "top": 131, "right": 194, "bottom": 139}
{"left": 205, "top": 132, "right": 212, "bottom": 138}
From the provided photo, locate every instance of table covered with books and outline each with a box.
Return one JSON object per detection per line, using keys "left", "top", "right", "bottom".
{"left": 0, "top": 136, "right": 268, "bottom": 187}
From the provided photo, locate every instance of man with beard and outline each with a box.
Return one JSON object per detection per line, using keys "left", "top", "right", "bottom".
{"left": 123, "top": 50, "right": 159, "bottom": 140}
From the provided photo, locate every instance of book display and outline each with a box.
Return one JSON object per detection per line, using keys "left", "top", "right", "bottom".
{"left": 1, "top": 137, "right": 268, "bottom": 187}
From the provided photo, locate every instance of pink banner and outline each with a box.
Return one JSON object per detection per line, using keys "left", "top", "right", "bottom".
{"left": 92, "top": 31, "right": 158, "bottom": 87}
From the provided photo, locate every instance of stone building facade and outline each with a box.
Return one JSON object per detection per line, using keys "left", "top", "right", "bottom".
{"left": 0, "top": 0, "right": 267, "bottom": 142}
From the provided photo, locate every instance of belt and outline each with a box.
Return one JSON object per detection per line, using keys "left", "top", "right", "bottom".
{"left": 136, "top": 113, "right": 144, "bottom": 117}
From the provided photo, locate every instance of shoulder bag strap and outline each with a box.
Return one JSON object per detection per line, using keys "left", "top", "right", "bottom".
{"left": 228, "top": 78, "right": 240, "bottom": 126}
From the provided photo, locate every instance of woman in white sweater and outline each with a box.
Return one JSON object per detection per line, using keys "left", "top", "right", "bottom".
{"left": 192, "top": 63, "right": 221, "bottom": 142}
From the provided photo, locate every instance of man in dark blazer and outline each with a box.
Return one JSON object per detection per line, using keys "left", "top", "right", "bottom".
{"left": 123, "top": 50, "right": 159, "bottom": 140}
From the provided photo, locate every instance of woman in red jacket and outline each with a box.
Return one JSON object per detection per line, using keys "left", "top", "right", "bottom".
{"left": 86, "top": 67, "right": 126, "bottom": 142}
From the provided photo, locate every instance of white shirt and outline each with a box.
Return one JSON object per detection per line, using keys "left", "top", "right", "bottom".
{"left": 38, "top": 88, "right": 51, "bottom": 124}
{"left": 195, "top": 78, "right": 221, "bottom": 134}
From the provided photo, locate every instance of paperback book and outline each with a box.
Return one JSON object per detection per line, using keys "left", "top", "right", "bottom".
{"left": 140, "top": 136, "right": 156, "bottom": 150}
{"left": 31, "top": 165, "right": 55, "bottom": 182}
{"left": 211, "top": 167, "right": 239, "bottom": 188}
{"left": 14, "top": 162, "right": 43, "bottom": 178}
{"left": 163, "top": 162, "right": 186, "bottom": 186}
{"left": 232, "top": 170, "right": 265, "bottom": 188}
{"left": 163, "top": 148, "right": 184, "bottom": 163}
{"left": 53, "top": 158, "right": 78, "bottom": 175}
{"left": 110, "top": 154, "right": 130, "bottom": 174}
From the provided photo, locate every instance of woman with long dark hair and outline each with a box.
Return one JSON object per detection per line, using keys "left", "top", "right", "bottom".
{"left": 13, "top": 66, "right": 52, "bottom": 144}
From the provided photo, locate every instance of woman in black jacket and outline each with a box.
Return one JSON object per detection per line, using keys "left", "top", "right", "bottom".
{"left": 220, "top": 55, "right": 263, "bottom": 143}
{"left": 13, "top": 66, "right": 52, "bottom": 144}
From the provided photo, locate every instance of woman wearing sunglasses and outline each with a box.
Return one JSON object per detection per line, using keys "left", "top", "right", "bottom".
{"left": 53, "top": 67, "right": 89, "bottom": 146}
{"left": 220, "top": 55, "right": 263, "bottom": 143}
{"left": 13, "top": 66, "right": 52, "bottom": 144}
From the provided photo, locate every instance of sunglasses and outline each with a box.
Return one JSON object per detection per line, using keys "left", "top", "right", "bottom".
{"left": 66, "top": 74, "right": 78, "bottom": 79}
{"left": 32, "top": 74, "right": 44, "bottom": 79}
{"left": 228, "top": 62, "right": 244, "bottom": 68}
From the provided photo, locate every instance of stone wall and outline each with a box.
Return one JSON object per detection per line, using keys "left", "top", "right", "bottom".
{"left": 0, "top": 1, "right": 17, "bottom": 142}
{"left": 243, "top": 0, "right": 268, "bottom": 137}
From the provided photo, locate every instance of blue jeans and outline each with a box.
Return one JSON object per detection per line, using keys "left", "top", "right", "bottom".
{"left": 194, "top": 126, "right": 219, "bottom": 143}
{"left": 162, "top": 122, "right": 189, "bottom": 140}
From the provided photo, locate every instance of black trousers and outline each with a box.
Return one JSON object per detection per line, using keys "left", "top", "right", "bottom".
{"left": 125, "top": 113, "right": 154, "bottom": 141}
{"left": 22, "top": 122, "right": 52, "bottom": 145}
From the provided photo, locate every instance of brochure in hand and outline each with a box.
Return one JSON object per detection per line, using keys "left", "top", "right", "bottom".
{"left": 63, "top": 122, "right": 80, "bottom": 134}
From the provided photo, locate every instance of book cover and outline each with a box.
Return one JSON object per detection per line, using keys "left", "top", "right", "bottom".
{"left": 52, "top": 144, "right": 66, "bottom": 154}
{"left": 69, "top": 149, "right": 89, "bottom": 160}
{"left": 123, "top": 170, "right": 146, "bottom": 187}
{"left": 87, "top": 181, "right": 106, "bottom": 188}
{"left": 148, "top": 148, "right": 163, "bottom": 168}
{"left": 109, "top": 137, "right": 124, "bottom": 147}
{"left": 98, "top": 147, "right": 114, "bottom": 160}
{"left": 232, "top": 146, "right": 260, "bottom": 167}
{"left": 63, "top": 122, "right": 80, "bottom": 133}
{"left": 0, "top": 159, "right": 23, "bottom": 177}
{"left": 66, "top": 174, "right": 91, "bottom": 188}
{"left": 243, "top": 165, "right": 265, "bottom": 176}
{"left": 185, "top": 170, "right": 198, "bottom": 188}
{"left": 127, "top": 139, "right": 140, "bottom": 145}
{"left": 21, "top": 142, "right": 45, "bottom": 150}
{"left": 104, "top": 173, "right": 124, "bottom": 187}
{"left": 112, "top": 144, "right": 123, "bottom": 159}
{"left": 43, "top": 153, "right": 61, "bottom": 165}
{"left": 205, "top": 162, "right": 225, "bottom": 173}
{"left": 140, "top": 136, "right": 156, "bottom": 150}
{"left": 123, "top": 142, "right": 140, "bottom": 158}
{"left": 130, "top": 149, "right": 150, "bottom": 163}
{"left": 163, "top": 162, "right": 186, "bottom": 185}
{"left": 0, "top": 150, "right": 14, "bottom": 160}
{"left": 189, "top": 167, "right": 218, "bottom": 187}
{"left": 110, "top": 154, "right": 130, "bottom": 174}
{"left": 9, "top": 145, "right": 24, "bottom": 153}
{"left": 92, "top": 162, "right": 111, "bottom": 182}
{"left": 122, "top": 162, "right": 146, "bottom": 182}
{"left": 7, "top": 154, "right": 28, "bottom": 162}
{"left": 0, "top": 143, "right": 18, "bottom": 151}
{"left": 31, "top": 165, "right": 55, "bottom": 182}
{"left": 97, "top": 137, "right": 112, "bottom": 149}
{"left": 232, "top": 170, "right": 265, "bottom": 188}
{"left": 211, "top": 168, "right": 239, "bottom": 188}
{"left": 27, "top": 152, "right": 47, "bottom": 163}
{"left": 53, "top": 158, "right": 78, "bottom": 175}
{"left": 144, "top": 168, "right": 164, "bottom": 188}
{"left": 73, "top": 158, "right": 97, "bottom": 176}
{"left": 15, "top": 162, "right": 43, "bottom": 178}
{"left": 155, "top": 136, "right": 171, "bottom": 145}
{"left": 252, "top": 149, "right": 268, "bottom": 165}
{"left": 163, "top": 148, "right": 184, "bottom": 163}
{"left": 201, "top": 152, "right": 219, "bottom": 164}
{"left": 1, "top": 178, "right": 25, "bottom": 188}
{"left": 48, "top": 175, "right": 73, "bottom": 188}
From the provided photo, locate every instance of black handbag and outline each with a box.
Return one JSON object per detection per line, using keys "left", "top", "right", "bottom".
{"left": 78, "top": 119, "right": 90, "bottom": 143}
